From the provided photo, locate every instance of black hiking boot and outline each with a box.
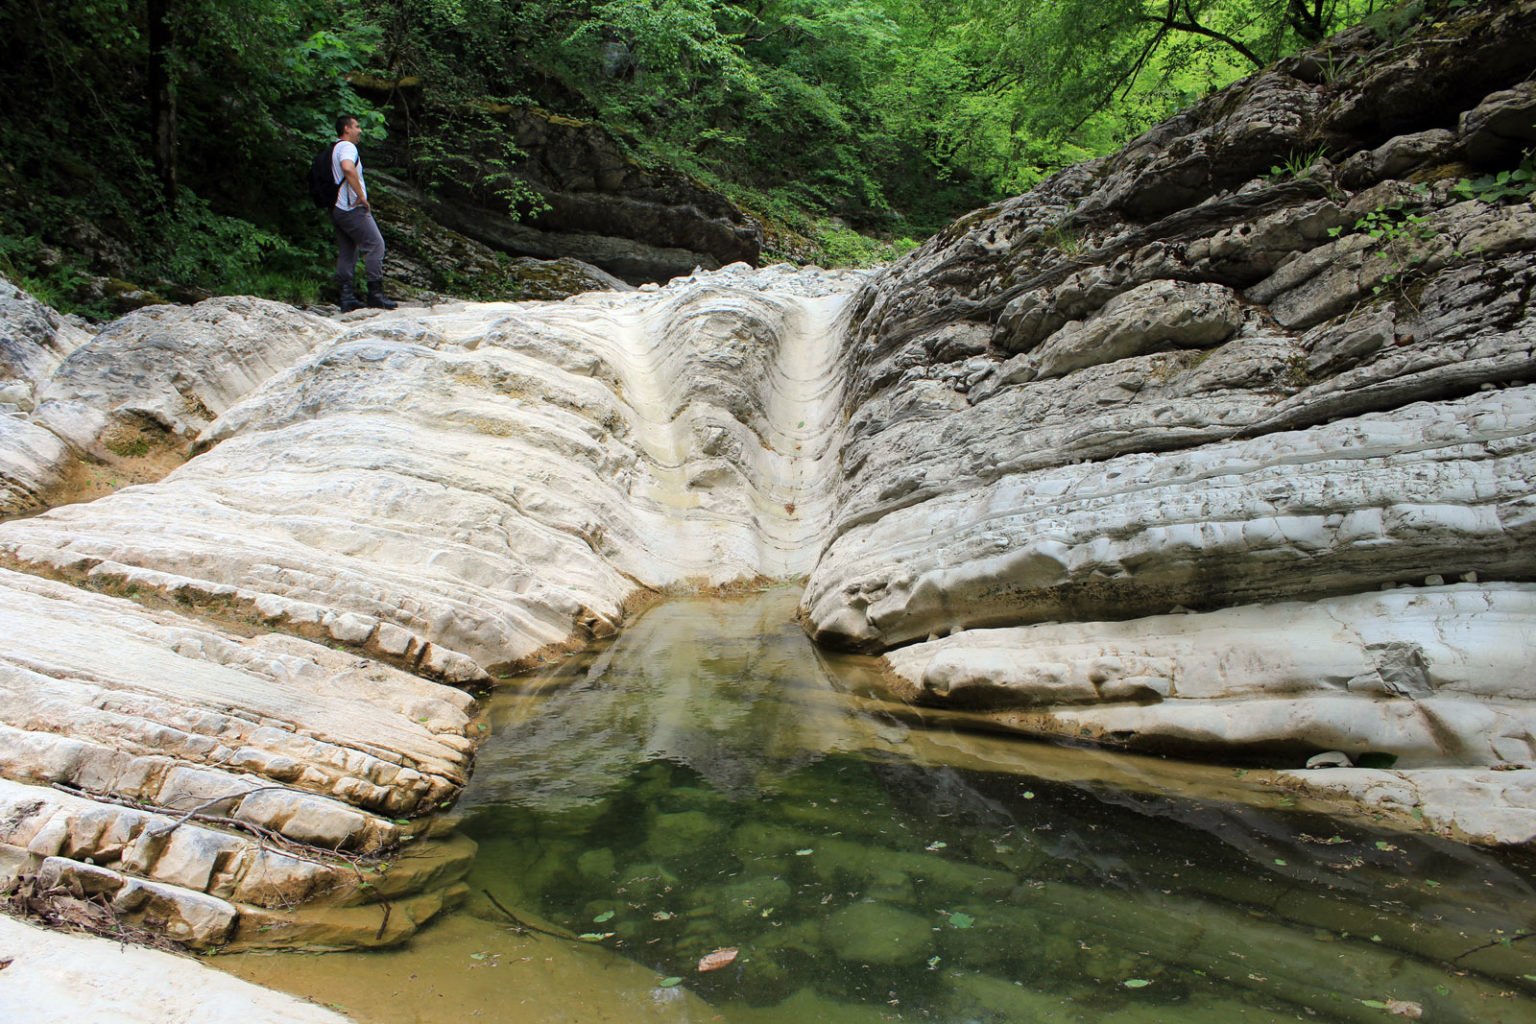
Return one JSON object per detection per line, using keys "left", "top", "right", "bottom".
{"left": 337, "top": 279, "right": 365, "bottom": 313}
{"left": 366, "top": 279, "right": 398, "bottom": 310}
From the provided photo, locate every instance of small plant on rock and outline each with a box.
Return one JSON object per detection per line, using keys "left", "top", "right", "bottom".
{"left": 1268, "top": 145, "right": 1329, "bottom": 182}
{"left": 1452, "top": 147, "right": 1536, "bottom": 205}
{"left": 1328, "top": 187, "right": 1438, "bottom": 307}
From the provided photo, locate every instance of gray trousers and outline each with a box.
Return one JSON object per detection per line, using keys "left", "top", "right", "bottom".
{"left": 330, "top": 205, "right": 386, "bottom": 283}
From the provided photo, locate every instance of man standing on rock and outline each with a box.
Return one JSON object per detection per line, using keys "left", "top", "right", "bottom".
{"left": 331, "top": 114, "right": 397, "bottom": 311}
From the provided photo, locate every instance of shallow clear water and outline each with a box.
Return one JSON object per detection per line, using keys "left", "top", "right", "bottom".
{"left": 223, "top": 589, "right": 1536, "bottom": 1023}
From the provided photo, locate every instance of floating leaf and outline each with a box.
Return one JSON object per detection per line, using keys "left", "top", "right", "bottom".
{"left": 795, "top": 848, "right": 814, "bottom": 856}
{"left": 927, "top": 956, "right": 942, "bottom": 970}
{"left": 469, "top": 952, "right": 488, "bottom": 961}
{"left": 1423, "top": 880, "right": 1440, "bottom": 888}
{"left": 926, "top": 841, "right": 947, "bottom": 851}
{"left": 593, "top": 910, "right": 615, "bottom": 923}
{"left": 1361, "top": 999, "right": 1388, "bottom": 1009}
{"left": 1023, "top": 791, "right": 1035, "bottom": 800}
{"left": 948, "top": 912, "right": 975, "bottom": 929}
{"left": 652, "top": 910, "right": 675, "bottom": 921}
{"left": 1525, "top": 975, "right": 1536, "bottom": 983}
{"left": 698, "top": 947, "right": 739, "bottom": 972}
{"left": 1124, "top": 979, "right": 1151, "bottom": 989}
{"left": 1374, "top": 840, "right": 1399, "bottom": 852}
{"left": 658, "top": 977, "right": 683, "bottom": 988}
{"left": 578, "top": 932, "right": 613, "bottom": 942}
{"left": 1274, "top": 858, "right": 1288, "bottom": 867}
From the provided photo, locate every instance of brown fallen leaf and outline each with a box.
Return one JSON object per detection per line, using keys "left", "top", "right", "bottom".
{"left": 697, "top": 947, "right": 739, "bottom": 973}
{"left": 1385, "top": 1000, "right": 1423, "bottom": 1019}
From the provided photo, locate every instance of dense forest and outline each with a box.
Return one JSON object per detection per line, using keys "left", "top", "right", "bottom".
{"left": 0, "top": 0, "right": 1393, "bottom": 316}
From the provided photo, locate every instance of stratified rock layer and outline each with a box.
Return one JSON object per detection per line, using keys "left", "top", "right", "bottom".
{"left": 0, "top": 266, "right": 861, "bottom": 681}
{"left": 805, "top": 1, "right": 1536, "bottom": 840}
{"left": 0, "top": 566, "right": 476, "bottom": 947}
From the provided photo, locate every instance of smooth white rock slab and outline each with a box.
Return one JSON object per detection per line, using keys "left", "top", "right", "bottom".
{"left": 0, "top": 266, "right": 864, "bottom": 677}
{"left": 883, "top": 584, "right": 1536, "bottom": 766}
{"left": 0, "top": 914, "right": 352, "bottom": 1024}
{"left": 0, "top": 567, "right": 473, "bottom": 838}
{"left": 806, "top": 386, "right": 1536, "bottom": 650}
{"left": 33, "top": 295, "right": 338, "bottom": 449}
{"left": 1280, "top": 767, "right": 1536, "bottom": 846}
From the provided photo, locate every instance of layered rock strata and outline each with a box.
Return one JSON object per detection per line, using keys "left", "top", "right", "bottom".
{"left": 0, "top": 566, "right": 475, "bottom": 947}
{"left": 3, "top": 1, "right": 1536, "bottom": 969}
{"left": 805, "top": 0, "right": 1536, "bottom": 841}
{"left": 0, "top": 267, "right": 859, "bottom": 682}
{"left": 0, "top": 265, "right": 860, "bottom": 948}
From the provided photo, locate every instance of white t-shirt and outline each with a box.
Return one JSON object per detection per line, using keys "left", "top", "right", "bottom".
{"left": 331, "top": 140, "right": 367, "bottom": 211}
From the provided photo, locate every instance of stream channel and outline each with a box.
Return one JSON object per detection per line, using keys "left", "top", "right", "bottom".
{"left": 219, "top": 588, "right": 1536, "bottom": 1023}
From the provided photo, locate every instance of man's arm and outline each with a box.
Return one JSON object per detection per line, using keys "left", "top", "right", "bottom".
{"left": 339, "top": 158, "right": 369, "bottom": 210}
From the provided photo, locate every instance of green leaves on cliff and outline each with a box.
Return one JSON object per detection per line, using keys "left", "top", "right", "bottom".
{"left": 1, "top": 0, "right": 1390, "bottom": 306}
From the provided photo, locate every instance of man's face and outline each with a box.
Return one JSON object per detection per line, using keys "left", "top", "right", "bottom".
{"left": 341, "top": 119, "right": 362, "bottom": 143}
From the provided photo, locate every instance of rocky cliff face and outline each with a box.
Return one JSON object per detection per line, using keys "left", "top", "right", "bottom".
{"left": 800, "top": 0, "right": 1536, "bottom": 842}
{"left": 1, "top": 0, "right": 1534, "bottom": 959}
{"left": 368, "top": 104, "right": 764, "bottom": 285}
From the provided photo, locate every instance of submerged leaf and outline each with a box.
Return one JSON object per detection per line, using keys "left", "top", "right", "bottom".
{"left": 593, "top": 910, "right": 615, "bottom": 923}
{"left": 658, "top": 976, "right": 683, "bottom": 988}
{"left": 698, "top": 947, "right": 739, "bottom": 972}
{"left": 948, "top": 912, "right": 975, "bottom": 929}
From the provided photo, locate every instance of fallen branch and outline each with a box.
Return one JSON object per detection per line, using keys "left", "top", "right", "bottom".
{"left": 481, "top": 888, "right": 573, "bottom": 941}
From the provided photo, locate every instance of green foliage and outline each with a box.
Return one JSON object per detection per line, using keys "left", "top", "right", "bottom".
{"left": 1453, "top": 149, "right": 1536, "bottom": 205}
{"left": 1328, "top": 187, "right": 1437, "bottom": 303}
{"left": 812, "top": 223, "right": 919, "bottom": 267}
{"left": 0, "top": 0, "right": 1386, "bottom": 303}
{"left": 148, "top": 191, "right": 323, "bottom": 304}
{"left": 1268, "top": 145, "right": 1330, "bottom": 181}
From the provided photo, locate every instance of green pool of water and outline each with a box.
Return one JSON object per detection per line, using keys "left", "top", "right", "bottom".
{"left": 225, "top": 588, "right": 1536, "bottom": 1022}
{"left": 456, "top": 589, "right": 1536, "bottom": 1023}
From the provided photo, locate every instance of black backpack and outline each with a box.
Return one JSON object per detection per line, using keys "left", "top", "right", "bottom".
{"left": 307, "top": 141, "right": 341, "bottom": 209}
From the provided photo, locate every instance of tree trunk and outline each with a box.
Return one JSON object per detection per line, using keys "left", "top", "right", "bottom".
{"left": 149, "top": 0, "right": 177, "bottom": 209}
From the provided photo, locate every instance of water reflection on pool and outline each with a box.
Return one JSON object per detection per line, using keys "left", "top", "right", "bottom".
{"left": 223, "top": 588, "right": 1536, "bottom": 1023}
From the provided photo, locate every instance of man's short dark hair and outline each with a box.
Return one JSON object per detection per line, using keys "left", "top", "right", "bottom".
{"left": 336, "top": 114, "right": 359, "bottom": 136}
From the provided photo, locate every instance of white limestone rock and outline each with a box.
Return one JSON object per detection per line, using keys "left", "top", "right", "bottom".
{"left": 0, "top": 277, "right": 94, "bottom": 513}
{"left": 33, "top": 294, "right": 338, "bottom": 450}
{"left": 0, "top": 567, "right": 473, "bottom": 837}
{"left": 0, "top": 914, "right": 353, "bottom": 1023}
{"left": 0, "top": 271, "right": 863, "bottom": 677}
{"left": 883, "top": 584, "right": 1536, "bottom": 766}
{"left": 1281, "top": 767, "right": 1536, "bottom": 846}
{"left": 806, "top": 387, "right": 1536, "bottom": 651}
{"left": 0, "top": 276, "right": 92, "bottom": 392}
